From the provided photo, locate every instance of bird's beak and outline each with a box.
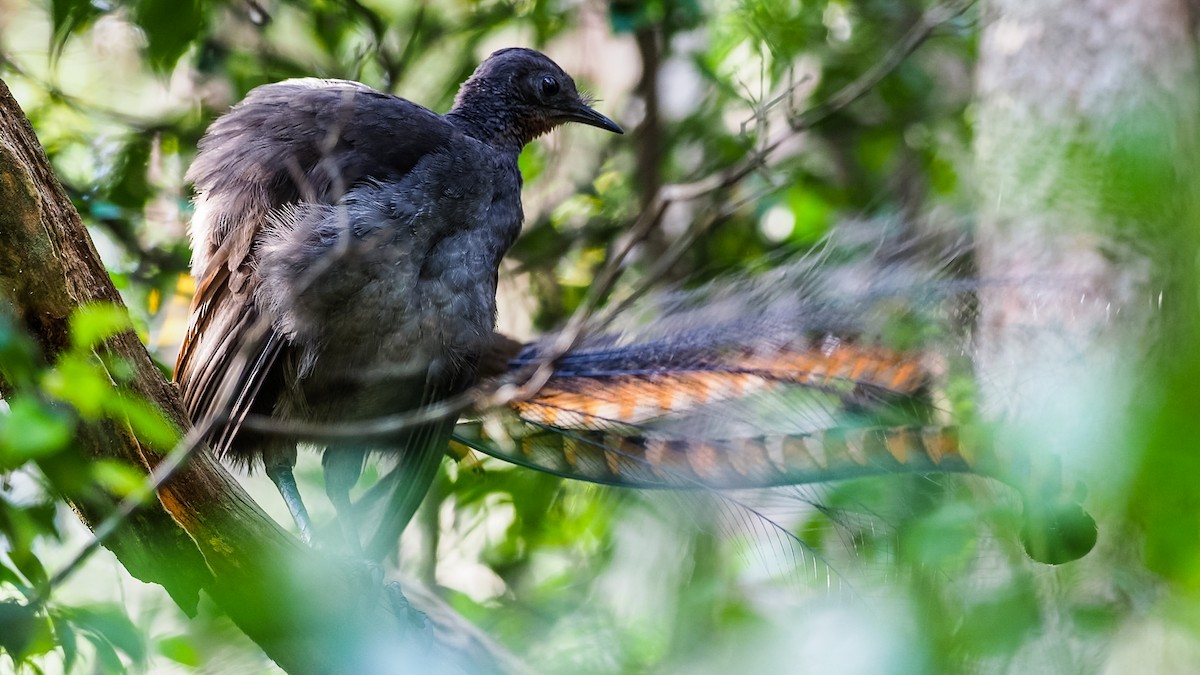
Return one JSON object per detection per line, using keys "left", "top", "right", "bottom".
{"left": 562, "top": 103, "right": 623, "bottom": 134}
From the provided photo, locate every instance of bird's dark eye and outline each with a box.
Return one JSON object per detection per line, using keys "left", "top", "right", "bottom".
{"left": 538, "top": 75, "right": 560, "bottom": 98}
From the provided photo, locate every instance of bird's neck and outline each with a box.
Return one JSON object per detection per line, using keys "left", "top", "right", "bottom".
{"left": 446, "top": 104, "right": 548, "bottom": 153}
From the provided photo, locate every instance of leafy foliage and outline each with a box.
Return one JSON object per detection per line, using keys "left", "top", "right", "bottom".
{"left": 2, "top": 0, "right": 1199, "bottom": 673}
{"left": 0, "top": 302, "right": 177, "bottom": 671}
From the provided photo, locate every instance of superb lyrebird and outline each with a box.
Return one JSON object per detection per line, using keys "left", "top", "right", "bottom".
{"left": 175, "top": 48, "right": 622, "bottom": 558}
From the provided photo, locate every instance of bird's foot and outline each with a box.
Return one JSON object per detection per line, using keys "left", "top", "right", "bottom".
{"left": 383, "top": 579, "right": 434, "bottom": 639}
{"left": 339, "top": 557, "right": 433, "bottom": 641}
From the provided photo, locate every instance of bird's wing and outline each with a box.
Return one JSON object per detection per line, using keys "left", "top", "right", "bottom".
{"left": 175, "top": 228, "right": 296, "bottom": 460}
{"left": 184, "top": 78, "right": 458, "bottom": 275}
{"left": 175, "top": 79, "right": 459, "bottom": 459}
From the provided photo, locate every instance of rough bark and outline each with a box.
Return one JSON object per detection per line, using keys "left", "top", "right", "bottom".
{"left": 0, "top": 77, "right": 523, "bottom": 675}
{"left": 974, "top": 0, "right": 1199, "bottom": 484}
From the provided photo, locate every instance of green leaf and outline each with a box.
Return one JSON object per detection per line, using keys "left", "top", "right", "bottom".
{"left": 156, "top": 635, "right": 200, "bottom": 667}
{"left": 905, "top": 501, "right": 980, "bottom": 572}
{"left": 81, "top": 632, "right": 126, "bottom": 674}
{"left": 132, "top": 0, "right": 208, "bottom": 74}
{"left": 50, "top": 614, "right": 78, "bottom": 674}
{"left": 22, "top": 612, "right": 56, "bottom": 661}
{"left": 0, "top": 600, "right": 37, "bottom": 658}
{"left": 67, "top": 605, "right": 146, "bottom": 665}
{"left": 9, "top": 552, "right": 48, "bottom": 591}
{"left": 69, "top": 304, "right": 131, "bottom": 352}
{"left": 956, "top": 584, "right": 1041, "bottom": 655}
{"left": 49, "top": 0, "right": 104, "bottom": 62}
{"left": 609, "top": 0, "right": 663, "bottom": 33}
{"left": 101, "top": 396, "right": 179, "bottom": 451}
{"left": 89, "top": 460, "right": 146, "bottom": 499}
{"left": 0, "top": 306, "right": 41, "bottom": 390}
{"left": 41, "top": 354, "right": 110, "bottom": 418}
{"left": 99, "top": 353, "right": 137, "bottom": 383}
{"left": 518, "top": 144, "right": 546, "bottom": 183}
{"left": 0, "top": 556, "right": 26, "bottom": 590}
{"left": 785, "top": 188, "right": 833, "bottom": 243}
{"left": 0, "top": 397, "right": 74, "bottom": 466}
{"left": 0, "top": 495, "right": 60, "bottom": 570}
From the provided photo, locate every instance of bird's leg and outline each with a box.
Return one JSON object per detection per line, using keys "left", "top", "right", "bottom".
{"left": 321, "top": 449, "right": 426, "bottom": 621}
{"left": 265, "top": 464, "right": 315, "bottom": 544}
{"left": 322, "top": 448, "right": 368, "bottom": 553}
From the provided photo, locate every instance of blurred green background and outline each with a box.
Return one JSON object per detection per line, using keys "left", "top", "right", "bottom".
{"left": 3, "top": 0, "right": 1200, "bottom": 672}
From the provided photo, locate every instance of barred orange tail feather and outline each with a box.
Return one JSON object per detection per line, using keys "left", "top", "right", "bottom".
{"left": 454, "top": 421, "right": 969, "bottom": 490}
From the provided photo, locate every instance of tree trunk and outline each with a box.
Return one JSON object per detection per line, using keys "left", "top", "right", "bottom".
{"left": 974, "top": 0, "right": 1199, "bottom": 491}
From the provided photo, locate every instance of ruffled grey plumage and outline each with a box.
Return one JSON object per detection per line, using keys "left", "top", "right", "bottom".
{"left": 175, "top": 48, "right": 621, "bottom": 556}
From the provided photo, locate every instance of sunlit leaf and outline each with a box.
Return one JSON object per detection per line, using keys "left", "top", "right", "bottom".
{"left": 69, "top": 304, "right": 131, "bottom": 352}
{"left": 785, "top": 187, "right": 833, "bottom": 243}
{"left": 41, "top": 354, "right": 109, "bottom": 418}
{"left": 101, "top": 395, "right": 179, "bottom": 450}
{"left": 156, "top": 635, "right": 200, "bottom": 667}
{"left": 89, "top": 460, "right": 145, "bottom": 499}
{"left": 0, "top": 397, "right": 74, "bottom": 466}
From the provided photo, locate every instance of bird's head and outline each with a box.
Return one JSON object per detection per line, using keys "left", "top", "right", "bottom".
{"left": 450, "top": 47, "right": 623, "bottom": 149}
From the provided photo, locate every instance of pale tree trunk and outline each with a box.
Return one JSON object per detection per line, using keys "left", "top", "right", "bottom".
{"left": 973, "top": 0, "right": 1200, "bottom": 670}
{"left": 975, "top": 0, "right": 1199, "bottom": 498}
